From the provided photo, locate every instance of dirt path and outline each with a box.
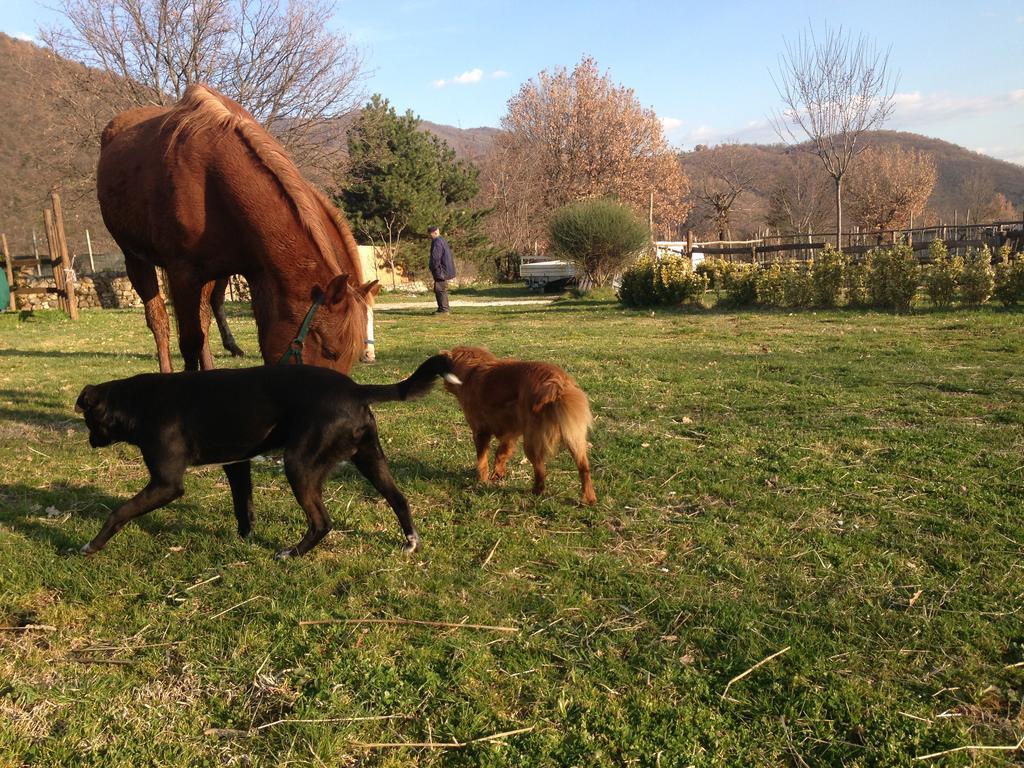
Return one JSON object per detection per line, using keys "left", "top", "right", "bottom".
{"left": 374, "top": 298, "right": 555, "bottom": 311}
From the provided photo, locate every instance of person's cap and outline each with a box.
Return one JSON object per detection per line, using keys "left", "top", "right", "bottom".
{"left": 427, "top": 226, "right": 439, "bottom": 234}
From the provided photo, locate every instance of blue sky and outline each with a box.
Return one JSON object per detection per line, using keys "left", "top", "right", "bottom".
{"left": 4, "top": 0, "right": 1023, "bottom": 164}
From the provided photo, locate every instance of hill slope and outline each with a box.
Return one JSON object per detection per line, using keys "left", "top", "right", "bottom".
{"left": 2, "top": 32, "right": 1020, "bottom": 256}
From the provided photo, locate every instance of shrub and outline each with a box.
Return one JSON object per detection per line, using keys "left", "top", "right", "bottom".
{"left": 548, "top": 198, "right": 651, "bottom": 287}
{"left": 617, "top": 254, "right": 707, "bottom": 307}
{"left": 755, "top": 264, "right": 786, "bottom": 307}
{"left": 810, "top": 246, "right": 845, "bottom": 308}
{"left": 959, "top": 245, "right": 995, "bottom": 306}
{"left": 843, "top": 260, "right": 870, "bottom": 307}
{"left": 993, "top": 245, "right": 1024, "bottom": 307}
{"left": 923, "top": 239, "right": 962, "bottom": 308}
{"left": 617, "top": 256, "right": 657, "bottom": 308}
{"left": 654, "top": 254, "right": 708, "bottom": 305}
{"left": 694, "top": 258, "right": 727, "bottom": 292}
{"left": 719, "top": 262, "right": 758, "bottom": 306}
{"left": 783, "top": 263, "right": 815, "bottom": 308}
{"left": 867, "top": 242, "right": 919, "bottom": 311}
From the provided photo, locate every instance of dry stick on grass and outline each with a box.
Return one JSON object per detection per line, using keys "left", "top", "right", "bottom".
{"left": 481, "top": 538, "right": 501, "bottom": 567}
{"left": 299, "top": 618, "right": 519, "bottom": 633}
{"left": 255, "top": 714, "right": 410, "bottom": 731}
{"left": 350, "top": 725, "right": 536, "bottom": 750}
{"left": 721, "top": 646, "right": 791, "bottom": 702}
{"left": 914, "top": 735, "right": 1024, "bottom": 762}
{"left": 208, "top": 595, "right": 264, "bottom": 621}
{"left": 0, "top": 624, "right": 57, "bottom": 632}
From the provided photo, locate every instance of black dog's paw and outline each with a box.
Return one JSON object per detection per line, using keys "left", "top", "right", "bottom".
{"left": 80, "top": 542, "right": 99, "bottom": 556}
{"left": 275, "top": 547, "right": 295, "bottom": 560}
{"left": 402, "top": 534, "right": 420, "bottom": 555}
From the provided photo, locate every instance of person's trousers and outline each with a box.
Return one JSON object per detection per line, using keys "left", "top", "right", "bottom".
{"left": 434, "top": 279, "right": 450, "bottom": 312}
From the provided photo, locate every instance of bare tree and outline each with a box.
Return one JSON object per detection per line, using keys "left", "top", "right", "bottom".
{"left": 687, "top": 144, "right": 759, "bottom": 240}
{"left": 477, "top": 138, "right": 546, "bottom": 274}
{"left": 766, "top": 151, "right": 833, "bottom": 235}
{"left": 770, "top": 24, "right": 898, "bottom": 249}
{"left": 846, "top": 144, "right": 936, "bottom": 238}
{"left": 497, "top": 56, "right": 689, "bottom": 243}
{"left": 40, "top": 0, "right": 364, "bottom": 174}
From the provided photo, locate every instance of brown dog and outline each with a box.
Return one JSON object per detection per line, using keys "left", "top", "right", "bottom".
{"left": 442, "top": 347, "right": 596, "bottom": 504}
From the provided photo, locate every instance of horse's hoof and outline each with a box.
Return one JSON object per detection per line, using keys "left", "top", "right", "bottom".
{"left": 402, "top": 534, "right": 420, "bottom": 555}
{"left": 80, "top": 542, "right": 97, "bottom": 556}
{"left": 275, "top": 548, "right": 295, "bottom": 560}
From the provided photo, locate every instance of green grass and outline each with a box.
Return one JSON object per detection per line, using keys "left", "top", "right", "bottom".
{"left": 1, "top": 299, "right": 1022, "bottom": 766}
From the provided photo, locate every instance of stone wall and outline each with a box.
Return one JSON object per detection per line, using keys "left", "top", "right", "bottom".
{"left": 12, "top": 271, "right": 252, "bottom": 311}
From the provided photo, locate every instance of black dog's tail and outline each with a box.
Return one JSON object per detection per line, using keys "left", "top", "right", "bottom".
{"left": 355, "top": 354, "right": 461, "bottom": 404}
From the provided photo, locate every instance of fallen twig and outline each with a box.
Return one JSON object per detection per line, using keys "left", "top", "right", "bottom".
{"left": 207, "top": 596, "right": 264, "bottom": 620}
{"left": 481, "top": 538, "right": 501, "bottom": 567}
{"left": 68, "top": 656, "right": 138, "bottom": 665}
{"left": 914, "top": 735, "right": 1023, "bottom": 761}
{"left": 0, "top": 624, "right": 57, "bottom": 633}
{"left": 255, "top": 714, "right": 409, "bottom": 731}
{"left": 350, "top": 725, "right": 535, "bottom": 750}
{"left": 721, "top": 646, "right": 791, "bottom": 701}
{"left": 300, "top": 617, "right": 519, "bottom": 633}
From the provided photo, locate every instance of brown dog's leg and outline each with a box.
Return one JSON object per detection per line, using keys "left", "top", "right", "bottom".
{"left": 473, "top": 429, "right": 493, "bottom": 483}
{"left": 523, "top": 430, "right": 548, "bottom": 496}
{"left": 224, "top": 461, "right": 255, "bottom": 538}
{"left": 351, "top": 430, "right": 420, "bottom": 554}
{"left": 491, "top": 436, "right": 518, "bottom": 482}
{"left": 568, "top": 445, "right": 597, "bottom": 505}
{"left": 82, "top": 476, "right": 184, "bottom": 554}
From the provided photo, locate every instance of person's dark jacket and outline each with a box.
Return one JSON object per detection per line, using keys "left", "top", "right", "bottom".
{"left": 429, "top": 236, "right": 456, "bottom": 281}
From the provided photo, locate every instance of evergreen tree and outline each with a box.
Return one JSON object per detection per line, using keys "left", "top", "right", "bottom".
{"left": 336, "top": 95, "right": 482, "bottom": 285}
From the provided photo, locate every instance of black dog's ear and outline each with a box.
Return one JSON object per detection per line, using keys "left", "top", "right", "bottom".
{"left": 75, "top": 384, "right": 98, "bottom": 414}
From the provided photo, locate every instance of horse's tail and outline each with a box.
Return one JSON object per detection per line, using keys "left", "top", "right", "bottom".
{"left": 354, "top": 355, "right": 461, "bottom": 404}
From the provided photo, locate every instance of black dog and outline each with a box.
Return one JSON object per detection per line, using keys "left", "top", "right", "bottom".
{"left": 75, "top": 356, "right": 460, "bottom": 558}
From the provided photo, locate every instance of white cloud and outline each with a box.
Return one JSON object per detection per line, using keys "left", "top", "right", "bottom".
{"left": 889, "top": 89, "right": 1024, "bottom": 128}
{"left": 660, "top": 116, "right": 684, "bottom": 132}
{"left": 13, "top": 32, "right": 37, "bottom": 43}
{"left": 453, "top": 68, "right": 483, "bottom": 84}
{"left": 433, "top": 67, "right": 509, "bottom": 88}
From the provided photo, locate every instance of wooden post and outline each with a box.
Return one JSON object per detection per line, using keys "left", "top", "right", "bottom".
{"left": 2, "top": 234, "right": 16, "bottom": 311}
{"left": 685, "top": 229, "right": 693, "bottom": 257}
{"left": 31, "top": 228, "right": 41, "bottom": 275}
{"left": 85, "top": 228, "right": 95, "bottom": 272}
{"left": 50, "top": 191, "right": 79, "bottom": 320}
{"left": 43, "top": 208, "right": 68, "bottom": 314}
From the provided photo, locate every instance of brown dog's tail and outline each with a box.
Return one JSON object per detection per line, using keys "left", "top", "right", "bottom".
{"left": 531, "top": 376, "right": 593, "bottom": 458}
{"left": 355, "top": 355, "right": 461, "bottom": 404}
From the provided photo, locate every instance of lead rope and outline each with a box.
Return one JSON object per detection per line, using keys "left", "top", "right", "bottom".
{"left": 278, "top": 294, "right": 324, "bottom": 365}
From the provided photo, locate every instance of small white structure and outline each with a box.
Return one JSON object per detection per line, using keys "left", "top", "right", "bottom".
{"left": 520, "top": 255, "right": 577, "bottom": 291}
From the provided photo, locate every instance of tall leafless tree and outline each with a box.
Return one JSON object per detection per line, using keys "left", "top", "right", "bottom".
{"left": 766, "top": 151, "right": 833, "bottom": 236}
{"left": 688, "top": 144, "right": 758, "bottom": 240}
{"left": 770, "top": 24, "right": 898, "bottom": 249}
{"left": 40, "top": 0, "right": 364, "bottom": 175}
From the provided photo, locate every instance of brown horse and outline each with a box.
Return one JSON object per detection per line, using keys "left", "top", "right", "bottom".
{"left": 97, "top": 84, "right": 377, "bottom": 373}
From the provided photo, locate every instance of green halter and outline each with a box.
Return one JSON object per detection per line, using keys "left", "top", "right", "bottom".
{"left": 278, "top": 295, "right": 324, "bottom": 366}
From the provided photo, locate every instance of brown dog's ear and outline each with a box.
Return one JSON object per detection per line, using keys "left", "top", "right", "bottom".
{"left": 75, "top": 384, "right": 97, "bottom": 414}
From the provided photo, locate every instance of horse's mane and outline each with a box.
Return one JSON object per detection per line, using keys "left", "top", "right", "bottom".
{"left": 163, "top": 84, "right": 363, "bottom": 284}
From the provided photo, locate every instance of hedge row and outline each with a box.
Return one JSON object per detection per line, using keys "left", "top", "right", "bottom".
{"left": 617, "top": 243, "right": 1024, "bottom": 311}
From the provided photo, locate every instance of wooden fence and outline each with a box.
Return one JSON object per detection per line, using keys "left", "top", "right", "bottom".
{"left": 3, "top": 191, "right": 79, "bottom": 318}
{"left": 661, "top": 220, "right": 1024, "bottom": 266}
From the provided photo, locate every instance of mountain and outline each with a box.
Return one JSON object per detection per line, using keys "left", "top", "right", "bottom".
{"left": 2, "top": 32, "right": 1021, "bottom": 258}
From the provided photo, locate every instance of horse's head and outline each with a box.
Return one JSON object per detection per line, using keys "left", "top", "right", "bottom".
{"left": 305, "top": 274, "right": 380, "bottom": 372}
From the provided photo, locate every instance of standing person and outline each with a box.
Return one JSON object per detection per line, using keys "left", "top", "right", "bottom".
{"left": 428, "top": 226, "right": 456, "bottom": 314}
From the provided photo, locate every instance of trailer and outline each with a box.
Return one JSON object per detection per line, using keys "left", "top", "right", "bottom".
{"left": 520, "top": 256, "right": 577, "bottom": 292}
